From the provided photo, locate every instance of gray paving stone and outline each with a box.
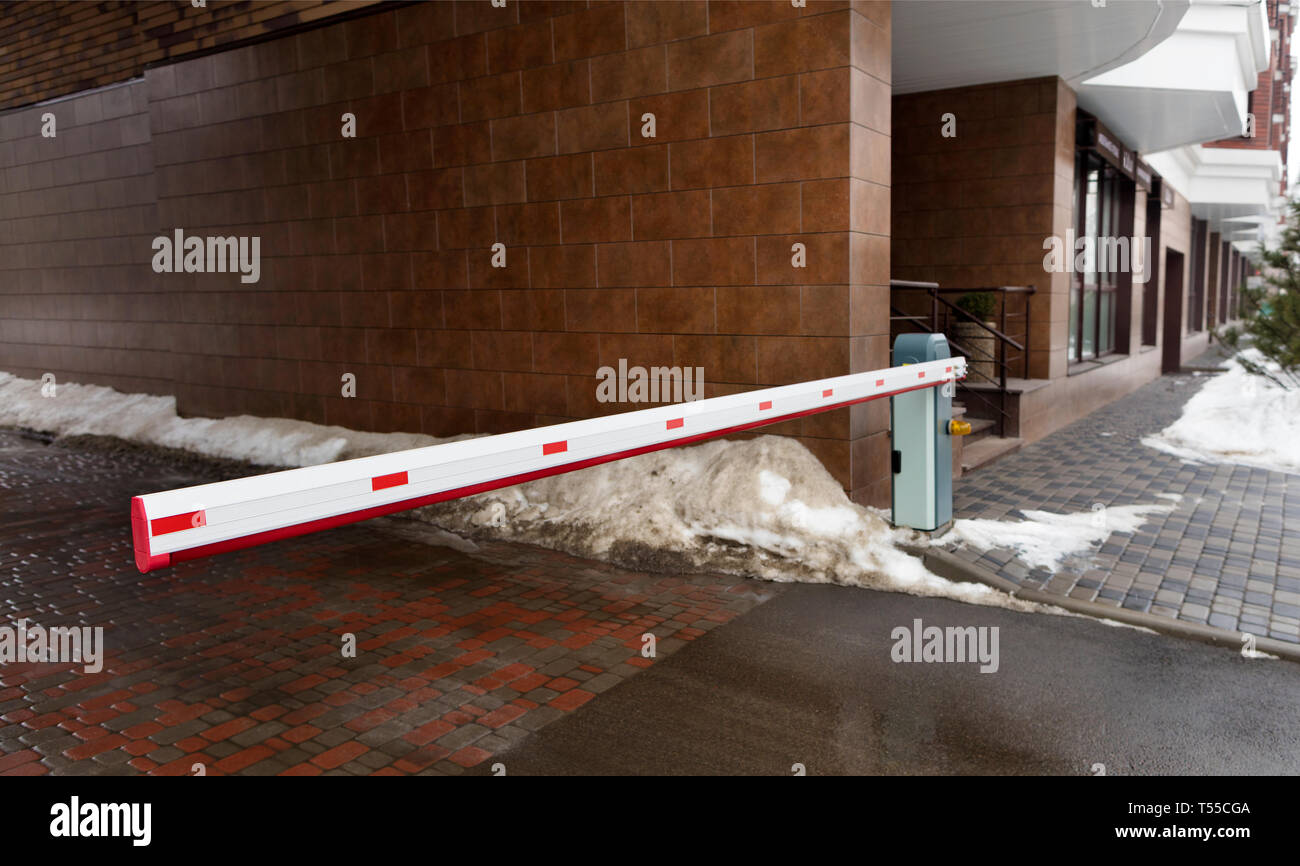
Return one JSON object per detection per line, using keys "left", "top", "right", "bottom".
{"left": 951, "top": 365, "right": 1298, "bottom": 645}
{"left": 436, "top": 723, "right": 489, "bottom": 751}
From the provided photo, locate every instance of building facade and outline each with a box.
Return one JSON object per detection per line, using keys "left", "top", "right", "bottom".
{"left": 892, "top": 0, "right": 1289, "bottom": 464}
{"left": 0, "top": 0, "right": 1289, "bottom": 505}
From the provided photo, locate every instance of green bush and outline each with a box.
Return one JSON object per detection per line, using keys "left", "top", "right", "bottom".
{"left": 955, "top": 291, "right": 998, "bottom": 322}
{"left": 1219, "top": 200, "right": 1300, "bottom": 390}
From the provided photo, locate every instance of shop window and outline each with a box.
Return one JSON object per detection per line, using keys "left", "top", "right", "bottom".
{"left": 1070, "top": 150, "right": 1132, "bottom": 362}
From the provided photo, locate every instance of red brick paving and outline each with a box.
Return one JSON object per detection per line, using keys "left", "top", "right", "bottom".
{"left": 449, "top": 746, "right": 491, "bottom": 768}
{"left": 217, "top": 745, "right": 276, "bottom": 773}
{"left": 0, "top": 430, "right": 781, "bottom": 775}
{"left": 480, "top": 705, "right": 525, "bottom": 729}
{"left": 312, "top": 741, "right": 368, "bottom": 770}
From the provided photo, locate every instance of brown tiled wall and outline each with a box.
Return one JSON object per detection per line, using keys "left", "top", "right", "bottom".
{"left": 0, "top": 81, "right": 166, "bottom": 396}
{"left": 0, "top": 1, "right": 894, "bottom": 504}
{"left": 891, "top": 76, "right": 1064, "bottom": 380}
{"left": 0, "top": 0, "right": 381, "bottom": 111}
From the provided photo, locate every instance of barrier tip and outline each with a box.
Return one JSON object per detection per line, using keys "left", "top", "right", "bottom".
{"left": 130, "top": 496, "right": 169, "bottom": 573}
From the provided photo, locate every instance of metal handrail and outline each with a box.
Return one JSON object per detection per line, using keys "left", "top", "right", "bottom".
{"left": 888, "top": 281, "right": 1037, "bottom": 437}
{"left": 889, "top": 281, "right": 1035, "bottom": 364}
{"left": 935, "top": 293, "right": 1026, "bottom": 353}
{"left": 930, "top": 286, "right": 1037, "bottom": 295}
{"left": 890, "top": 306, "right": 1011, "bottom": 436}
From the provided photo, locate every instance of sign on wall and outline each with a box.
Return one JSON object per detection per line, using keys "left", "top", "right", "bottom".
{"left": 1081, "top": 115, "right": 1135, "bottom": 181}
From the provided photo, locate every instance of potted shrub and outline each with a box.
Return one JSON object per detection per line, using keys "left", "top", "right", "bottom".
{"left": 952, "top": 291, "right": 998, "bottom": 382}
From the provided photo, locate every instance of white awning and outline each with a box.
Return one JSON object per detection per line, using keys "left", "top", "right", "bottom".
{"left": 1146, "top": 144, "right": 1283, "bottom": 233}
{"left": 893, "top": 0, "right": 1188, "bottom": 95}
{"left": 1146, "top": 142, "right": 1285, "bottom": 258}
{"left": 1076, "top": 0, "right": 1271, "bottom": 152}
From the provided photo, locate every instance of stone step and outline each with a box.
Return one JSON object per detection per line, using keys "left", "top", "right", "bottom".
{"left": 964, "top": 416, "right": 996, "bottom": 444}
{"left": 961, "top": 435, "right": 1023, "bottom": 474}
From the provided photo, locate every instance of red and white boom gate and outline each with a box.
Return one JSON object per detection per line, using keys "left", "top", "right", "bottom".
{"left": 130, "top": 355, "right": 967, "bottom": 573}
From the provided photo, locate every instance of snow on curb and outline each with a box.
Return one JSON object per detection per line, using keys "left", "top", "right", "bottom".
{"left": 1141, "top": 349, "right": 1300, "bottom": 475}
{"left": 0, "top": 371, "right": 1034, "bottom": 611}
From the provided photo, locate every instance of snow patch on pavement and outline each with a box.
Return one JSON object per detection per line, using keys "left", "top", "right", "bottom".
{"left": 0, "top": 371, "right": 1035, "bottom": 611}
{"left": 943, "top": 502, "right": 1178, "bottom": 571}
{"left": 1142, "top": 349, "right": 1300, "bottom": 475}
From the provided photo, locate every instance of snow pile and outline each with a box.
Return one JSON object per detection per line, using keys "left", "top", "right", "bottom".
{"left": 418, "top": 435, "right": 1028, "bottom": 606}
{"left": 0, "top": 371, "right": 460, "bottom": 466}
{"left": 943, "top": 501, "right": 1177, "bottom": 571}
{"left": 1142, "top": 349, "right": 1300, "bottom": 475}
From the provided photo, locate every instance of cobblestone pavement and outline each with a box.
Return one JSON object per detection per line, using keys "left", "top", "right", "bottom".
{"left": 952, "top": 352, "right": 1300, "bottom": 644}
{"left": 0, "top": 429, "right": 779, "bottom": 776}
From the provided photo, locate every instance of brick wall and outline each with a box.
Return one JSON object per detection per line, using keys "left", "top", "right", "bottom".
{"left": 0, "top": 0, "right": 893, "bottom": 505}
{"left": 0, "top": 1, "right": 382, "bottom": 112}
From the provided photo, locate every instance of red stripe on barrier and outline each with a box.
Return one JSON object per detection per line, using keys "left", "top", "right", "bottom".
{"left": 823, "top": 389, "right": 833, "bottom": 397}
{"left": 371, "top": 471, "right": 408, "bottom": 491}
{"left": 543, "top": 441, "right": 567, "bottom": 455}
{"left": 151, "top": 510, "right": 205, "bottom": 536}
{"left": 759, "top": 400, "right": 772, "bottom": 410}
{"left": 666, "top": 418, "right": 683, "bottom": 430}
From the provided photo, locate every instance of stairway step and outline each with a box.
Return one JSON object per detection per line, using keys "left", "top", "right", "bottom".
{"left": 961, "top": 436, "right": 1023, "bottom": 473}
{"left": 964, "top": 416, "right": 995, "bottom": 443}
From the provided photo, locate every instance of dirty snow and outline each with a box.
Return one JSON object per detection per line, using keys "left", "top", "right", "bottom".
{"left": 0, "top": 371, "right": 1035, "bottom": 611}
{"left": 0, "top": 371, "right": 462, "bottom": 466}
{"left": 420, "top": 434, "right": 1041, "bottom": 609}
{"left": 942, "top": 501, "right": 1178, "bottom": 572}
{"left": 1142, "top": 349, "right": 1300, "bottom": 475}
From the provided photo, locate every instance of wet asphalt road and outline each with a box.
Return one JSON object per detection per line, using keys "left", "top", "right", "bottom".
{"left": 479, "top": 583, "right": 1300, "bottom": 775}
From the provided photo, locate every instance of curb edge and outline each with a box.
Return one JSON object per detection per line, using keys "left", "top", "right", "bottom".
{"left": 900, "top": 543, "right": 1300, "bottom": 664}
